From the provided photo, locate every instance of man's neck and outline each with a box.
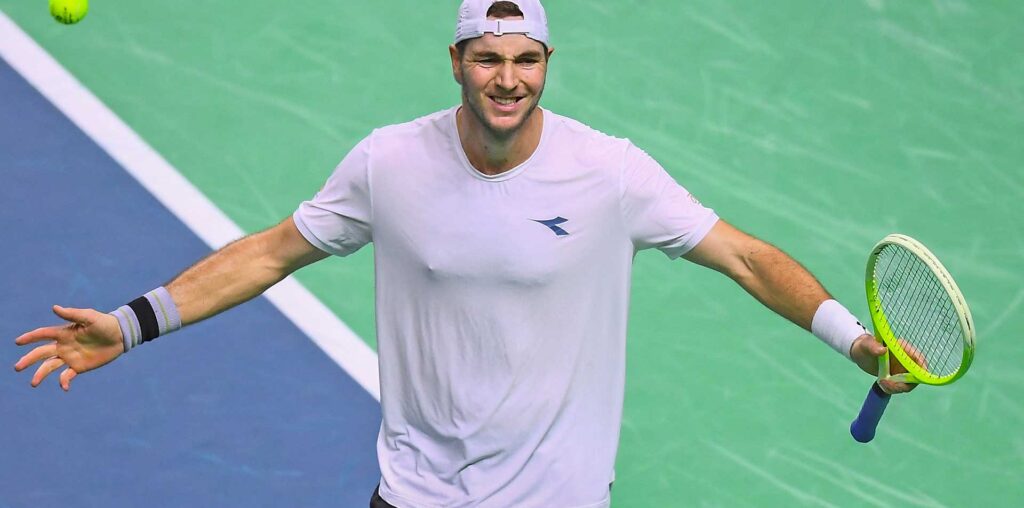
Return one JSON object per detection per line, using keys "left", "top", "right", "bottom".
{"left": 456, "top": 107, "right": 544, "bottom": 176}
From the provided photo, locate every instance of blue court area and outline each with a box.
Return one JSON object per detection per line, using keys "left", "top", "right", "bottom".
{"left": 0, "top": 58, "right": 382, "bottom": 507}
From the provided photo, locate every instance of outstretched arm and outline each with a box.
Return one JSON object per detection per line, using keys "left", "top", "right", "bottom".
{"left": 14, "top": 216, "right": 327, "bottom": 390}
{"left": 682, "top": 220, "right": 915, "bottom": 393}
{"left": 683, "top": 220, "right": 827, "bottom": 331}
{"left": 166, "top": 216, "right": 327, "bottom": 325}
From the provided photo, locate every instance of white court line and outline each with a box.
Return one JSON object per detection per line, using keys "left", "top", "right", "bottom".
{"left": 0, "top": 11, "right": 381, "bottom": 401}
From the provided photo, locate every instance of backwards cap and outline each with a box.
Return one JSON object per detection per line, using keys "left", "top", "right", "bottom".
{"left": 454, "top": 0, "right": 549, "bottom": 46}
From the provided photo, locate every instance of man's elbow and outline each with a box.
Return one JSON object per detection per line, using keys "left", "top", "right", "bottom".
{"left": 724, "top": 240, "right": 772, "bottom": 285}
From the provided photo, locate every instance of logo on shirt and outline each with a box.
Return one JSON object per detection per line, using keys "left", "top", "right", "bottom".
{"left": 531, "top": 217, "right": 570, "bottom": 236}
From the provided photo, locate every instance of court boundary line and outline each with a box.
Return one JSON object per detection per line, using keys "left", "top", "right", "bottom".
{"left": 0, "top": 11, "right": 381, "bottom": 400}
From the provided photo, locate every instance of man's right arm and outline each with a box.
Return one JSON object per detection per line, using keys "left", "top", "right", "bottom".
{"left": 14, "top": 216, "right": 328, "bottom": 390}
{"left": 168, "top": 216, "right": 328, "bottom": 325}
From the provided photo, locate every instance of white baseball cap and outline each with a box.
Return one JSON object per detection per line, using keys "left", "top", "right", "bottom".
{"left": 454, "top": 0, "right": 550, "bottom": 46}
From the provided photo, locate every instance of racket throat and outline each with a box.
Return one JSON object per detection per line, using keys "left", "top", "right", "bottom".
{"left": 877, "top": 350, "right": 918, "bottom": 385}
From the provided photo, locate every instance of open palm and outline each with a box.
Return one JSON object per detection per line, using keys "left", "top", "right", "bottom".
{"left": 14, "top": 305, "right": 124, "bottom": 391}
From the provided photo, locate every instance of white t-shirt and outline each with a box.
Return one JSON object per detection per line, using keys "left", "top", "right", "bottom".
{"left": 294, "top": 107, "right": 718, "bottom": 508}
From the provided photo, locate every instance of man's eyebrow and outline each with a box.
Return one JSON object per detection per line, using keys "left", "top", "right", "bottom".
{"left": 470, "top": 50, "right": 544, "bottom": 60}
{"left": 515, "top": 51, "right": 544, "bottom": 60}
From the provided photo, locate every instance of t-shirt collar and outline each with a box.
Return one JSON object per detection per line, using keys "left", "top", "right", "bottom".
{"left": 449, "top": 105, "right": 550, "bottom": 182}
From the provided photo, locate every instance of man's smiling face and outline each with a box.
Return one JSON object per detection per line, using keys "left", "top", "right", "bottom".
{"left": 451, "top": 25, "right": 552, "bottom": 140}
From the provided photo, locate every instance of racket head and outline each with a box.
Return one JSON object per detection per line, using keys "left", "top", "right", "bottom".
{"left": 865, "top": 234, "right": 975, "bottom": 386}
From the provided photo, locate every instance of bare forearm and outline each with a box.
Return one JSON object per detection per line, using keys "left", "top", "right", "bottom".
{"left": 730, "top": 240, "right": 830, "bottom": 331}
{"left": 165, "top": 236, "right": 278, "bottom": 325}
{"left": 165, "top": 218, "right": 326, "bottom": 325}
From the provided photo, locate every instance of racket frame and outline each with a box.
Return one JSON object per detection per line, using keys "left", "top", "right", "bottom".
{"left": 865, "top": 233, "right": 976, "bottom": 386}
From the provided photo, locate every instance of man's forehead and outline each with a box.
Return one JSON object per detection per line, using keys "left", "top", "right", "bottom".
{"left": 462, "top": 31, "right": 546, "bottom": 56}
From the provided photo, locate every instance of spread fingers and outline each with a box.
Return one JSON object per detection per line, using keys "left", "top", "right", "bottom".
{"left": 15, "top": 344, "right": 58, "bottom": 372}
{"left": 31, "top": 356, "right": 65, "bottom": 387}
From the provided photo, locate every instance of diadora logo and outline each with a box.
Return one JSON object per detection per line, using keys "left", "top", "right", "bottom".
{"left": 531, "top": 217, "right": 569, "bottom": 236}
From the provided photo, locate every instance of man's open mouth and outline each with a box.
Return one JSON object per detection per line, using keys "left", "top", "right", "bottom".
{"left": 490, "top": 96, "right": 524, "bottom": 106}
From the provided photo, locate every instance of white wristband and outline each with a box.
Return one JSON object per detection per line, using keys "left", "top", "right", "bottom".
{"left": 110, "top": 286, "right": 182, "bottom": 353}
{"left": 811, "top": 299, "right": 868, "bottom": 360}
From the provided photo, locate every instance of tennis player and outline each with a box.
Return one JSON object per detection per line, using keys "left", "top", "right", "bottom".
{"left": 14, "top": 1, "right": 917, "bottom": 507}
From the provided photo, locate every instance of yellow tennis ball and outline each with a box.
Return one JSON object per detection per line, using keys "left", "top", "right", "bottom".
{"left": 49, "top": 0, "right": 89, "bottom": 25}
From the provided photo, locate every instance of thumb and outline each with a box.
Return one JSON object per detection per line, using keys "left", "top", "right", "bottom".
{"left": 854, "top": 334, "right": 886, "bottom": 357}
{"left": 868, "top": 340, "right": 888, "bottom": 357}
{"left": 52, "top": 305, "right": 92, "bottom": 325}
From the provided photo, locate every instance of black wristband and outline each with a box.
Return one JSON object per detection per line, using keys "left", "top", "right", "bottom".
{"left": 127, "top": 296, "right": 160, "bottom": 344}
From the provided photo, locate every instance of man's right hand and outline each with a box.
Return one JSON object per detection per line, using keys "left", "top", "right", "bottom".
{"left": 14, "top": 305, "right": 124, "bottom": 391}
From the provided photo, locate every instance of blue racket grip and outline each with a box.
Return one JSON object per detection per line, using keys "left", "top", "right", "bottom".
{"left": 850, "top": 383, "right": 891, "bottom": 443}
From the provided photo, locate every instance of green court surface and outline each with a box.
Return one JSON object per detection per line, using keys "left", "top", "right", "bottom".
{"left": 4, "top": 1, "right": 1021, "bottom": 505}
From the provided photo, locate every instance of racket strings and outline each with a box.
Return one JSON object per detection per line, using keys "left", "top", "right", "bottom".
{"left": 888, "top": 249, "right": 958, "bottom": 374}
{"left": 882, "top": 247, "right": 961, "bottom": 375}
{"left": 877, "top": 249, "right": 937, "bottom": 368}
{"left": 874, "top": 245, "right": 963, "bottom": 378}
{"left": 885, "top": 251, "right": 942, "bottom": 365}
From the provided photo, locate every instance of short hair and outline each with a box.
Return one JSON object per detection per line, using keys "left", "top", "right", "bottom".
{"left": 454, "top": 1, "right": 548, "bottom": 59}
{"left": 485, "top": 1, "right": 525, "bottom": 18}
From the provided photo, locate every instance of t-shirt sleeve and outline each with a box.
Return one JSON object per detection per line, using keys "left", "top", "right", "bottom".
{"left": 293, "top": 136, "right": 373, "bottom": 257}
{"left": 620, "top": 144, "right": 719, "bottom": 259}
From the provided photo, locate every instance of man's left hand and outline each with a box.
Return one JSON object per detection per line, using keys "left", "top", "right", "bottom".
{"left": 849, "top": 334, "right": 919, "bottom": 394}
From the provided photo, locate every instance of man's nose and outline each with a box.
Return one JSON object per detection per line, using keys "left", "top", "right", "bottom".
{"left": 494, "top": 61, "right": 518, "bottom": 90}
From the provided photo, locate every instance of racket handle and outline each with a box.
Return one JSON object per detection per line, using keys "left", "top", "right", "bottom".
{"left": 850, "top": 382, "right": 891, "bottom": 443}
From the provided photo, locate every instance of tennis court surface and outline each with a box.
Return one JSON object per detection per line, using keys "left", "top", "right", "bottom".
{"left": 2, "top": 2, "right": 1021, "bottom": 506}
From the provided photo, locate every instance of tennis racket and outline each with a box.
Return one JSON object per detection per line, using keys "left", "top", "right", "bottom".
{"left": 849, "top": 234, "right": 976, "bottom": 443}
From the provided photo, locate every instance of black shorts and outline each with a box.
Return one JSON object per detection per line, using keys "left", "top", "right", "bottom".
{"left": 371, "top": 483, "right": 614, "bottom": 506}
{"left": 370, "top": 485, "right": 397, "bottom": 508}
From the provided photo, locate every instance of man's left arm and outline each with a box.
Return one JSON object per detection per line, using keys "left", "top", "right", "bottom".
{"left": 682, "top": 219, "right": 916, "bottom": 394}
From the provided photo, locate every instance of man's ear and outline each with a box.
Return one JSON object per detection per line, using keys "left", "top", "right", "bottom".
{"left": 449, "top": 44, "right": 463, "bottom": 85}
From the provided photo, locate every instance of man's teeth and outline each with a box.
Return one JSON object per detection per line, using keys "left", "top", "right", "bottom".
{"left": 493, "top": 97, "right": 519, "bottom": 105}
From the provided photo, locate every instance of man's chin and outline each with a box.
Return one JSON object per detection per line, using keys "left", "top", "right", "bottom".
{"left": 483, "top": 105, "right": 540, "bottom": 137}
{"left": 485, "top": 116, "right": 527, "bottom": 136}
